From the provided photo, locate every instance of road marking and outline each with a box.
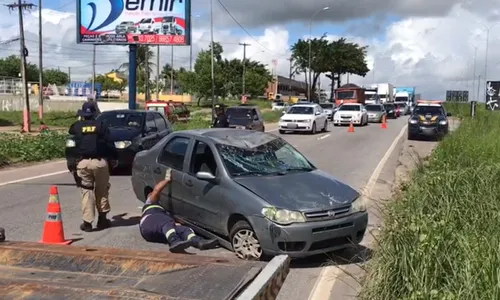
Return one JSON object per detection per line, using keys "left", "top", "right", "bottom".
{"left": 0, "top": 160, "right": 66, "bottom": 174}
{"left": 318, "top": 134, "right": 330, "bottom": 140}
{"left": 0, "top": 170, "right": 69, "bottom": 187}
{"left": 266, "top": 128, "right": 279, "bottom": 132}
{"left": 307, "top": 124, "right": 408, "bottom": 300}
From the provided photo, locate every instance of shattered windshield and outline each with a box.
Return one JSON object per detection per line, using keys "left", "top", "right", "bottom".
{"left": 216, "top": 137, "right": 315, "bottom": 177}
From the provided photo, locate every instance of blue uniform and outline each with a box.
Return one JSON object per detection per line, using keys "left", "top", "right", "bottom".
{"left": 139, "top": 198, "right": 196, "bottom": 245}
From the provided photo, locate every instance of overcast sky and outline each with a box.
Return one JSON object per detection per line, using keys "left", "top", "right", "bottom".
{"left": 0, "top": 0, "right": 498, "bottom": 100}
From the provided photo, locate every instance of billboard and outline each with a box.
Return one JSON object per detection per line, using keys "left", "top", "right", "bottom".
{"left": 65, "top": 82, "right": 102, "bottom": 97}
{"left": 486, "top": 81, "right": 500, "bottom": 110}
{"left": 445, "top": 90, "right": 469, "bottom": 102}
{"left": 76, "top": 0, "right": 191, "bottom": 45}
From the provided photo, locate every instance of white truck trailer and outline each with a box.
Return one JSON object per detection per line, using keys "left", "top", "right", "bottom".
{"left": 377, "top": 83, "right": 394, "bottom": 103}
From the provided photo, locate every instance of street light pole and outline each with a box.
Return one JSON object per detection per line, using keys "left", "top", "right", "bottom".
{"left": 210, "top": 0, "right": 215, "bottom": 123}
{"left": 308, "top": 6, "right": 329, "bottom": 101}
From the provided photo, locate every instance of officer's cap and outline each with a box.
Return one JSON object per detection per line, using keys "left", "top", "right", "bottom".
{"left": 78, "top": 102, "right": 97, "bottom": 117}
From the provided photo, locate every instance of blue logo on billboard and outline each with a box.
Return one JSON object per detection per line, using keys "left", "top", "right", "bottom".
{"left": 82, "top": 0, "right": 124, "bottom": 31}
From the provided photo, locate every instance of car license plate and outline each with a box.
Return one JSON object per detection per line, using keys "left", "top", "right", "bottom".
{"left": 235, "top": 126, "right": 246, "bottom": 129}
{"left": 369, "top": 114, "right": 375, "bottom": 117}
{"left": 287, "top": 123, "right": 298, "bottom": 129}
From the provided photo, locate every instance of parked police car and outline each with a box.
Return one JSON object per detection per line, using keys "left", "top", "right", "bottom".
{"left": 408, "top": 101, "right": 451, "bottom": 140}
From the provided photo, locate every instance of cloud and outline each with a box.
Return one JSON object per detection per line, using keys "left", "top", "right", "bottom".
{"left": 0, "top": 2, "right": 498, "bottom": 100}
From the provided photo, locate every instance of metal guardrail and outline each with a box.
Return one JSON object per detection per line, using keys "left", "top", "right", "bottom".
{"left": 236, "top": 255, "right": 291, "bottom": 300}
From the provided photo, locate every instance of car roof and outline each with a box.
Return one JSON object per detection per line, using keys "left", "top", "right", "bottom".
{"left": 177, "top": 129, "right": 277, "bottom": 148}
{"left": 100, "top": 109, "right": 148, "bottom": 114}
{"left": 227, "top": 105, "right": 258, "bottom": 109}
{"left": 292, "top": 104, "right": 317, "bottom": 107}
{"left": 415, "top": 102, "right": 443, "bottom": 107}
{"left": 340, "top": 103, "right": 362, "bottom": 106}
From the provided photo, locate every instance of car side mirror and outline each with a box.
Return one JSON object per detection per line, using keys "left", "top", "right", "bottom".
{"left": 315, "top": 112, "right": 320, "bottom": 115}
{"left": 282, "top": 110, "right": 286, "bottom": 114}
{"left": 196, "top": 171, "right": 217, "bottom": 182}
{"left": 447, "top": 112, "right": 452, "bottom": 116}
{"left": 253, "top": 115, "right": 259, "bottom": 121}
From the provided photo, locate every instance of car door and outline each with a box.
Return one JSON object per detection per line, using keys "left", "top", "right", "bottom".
{"left": 249, "top": 108, "right": 263, "bottom": 131}
{"left": 181, "top": 139, "right": 226, "bottom": 234}
{"left": 141, "top": 113, "right": 159, "bottom": 150}
{"left": 155, "top": 136, "right": 192, "bottom": 215}
{"left": 153, "top": 112, "right": 171, "bottom": 140}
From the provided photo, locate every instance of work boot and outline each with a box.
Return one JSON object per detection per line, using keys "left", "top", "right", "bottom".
{"left": 96, "top": 213, "right": 111, "bottom": 230}
{"left": 80, "top": 221, "right": 92, "bottom": 232}
{"left": 168, "top": 235, "right": 191, "bottom": 253}
{"left": 189, "top": 236, "right": 219, "bottom": 250}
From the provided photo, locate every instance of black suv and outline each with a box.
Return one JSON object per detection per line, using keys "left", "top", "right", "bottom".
{"left": 66, "top": 110, "right": 173, "bottom": 177}
{"left": 226, "top": 105, "right": 265, "bottom": 131}
{"left": 408, "top": 102, "right": 451, "bottom": 140}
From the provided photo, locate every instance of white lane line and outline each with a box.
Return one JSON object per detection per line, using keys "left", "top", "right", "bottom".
{"left": 318, "top": 134, "right": 330, "bottom": 140}
{"left": 307, "top": 124, "right": 408, "bottom": 300}
{"left": 0, "top": 170, "right": 69, "bottom": 187}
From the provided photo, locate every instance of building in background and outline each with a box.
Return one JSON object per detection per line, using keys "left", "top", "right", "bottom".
{"left": 265, "top": 75, "right": 308, "bottom": 100}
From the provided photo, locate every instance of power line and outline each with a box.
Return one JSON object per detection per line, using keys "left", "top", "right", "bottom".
{"left": 216, "top": 0, "right": 289, "bottom": 57}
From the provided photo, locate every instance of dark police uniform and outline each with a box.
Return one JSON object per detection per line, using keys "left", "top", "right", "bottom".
{"left": 140, "top": 197, "right": 218, "bottom": 252}
{"left": 69, "top": 106, "right": 116, "bottom": 232}
{"left": 212, "top": 104, "right": 229, "bottom": 128}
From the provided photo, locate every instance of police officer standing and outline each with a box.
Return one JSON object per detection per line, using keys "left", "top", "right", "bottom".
{"left": 212, "top": 103, "right": 229, "bottom": 128}
{"left": 69, "top": 104, "right": 117, "bottom": 232}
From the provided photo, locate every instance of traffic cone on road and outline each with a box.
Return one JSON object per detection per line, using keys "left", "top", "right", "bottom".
{"left": 348, "top": 121, "right": 355, "bottom": 133}
{"left": 39, "top": 186, "right": 72, "bottom": 245}
{"left": 381, "top": 115, "right": 388, "bottom": 129}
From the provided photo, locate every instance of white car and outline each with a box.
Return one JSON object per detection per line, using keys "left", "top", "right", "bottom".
{"left": 138, "top": 18, "right": 161, "bottom": 34}
{"left": 333, "top": 103, "right": 368, "bottom": 126}
{"left": 272, "top": 100, "right": 288, "bottom": 111}
{"left": 278, "top": 104, "right": 328, "bottom": 134}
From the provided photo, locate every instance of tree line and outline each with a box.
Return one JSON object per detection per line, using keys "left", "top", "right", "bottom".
{"left": 0, "top": 55, "right": 70, "bottom": 86}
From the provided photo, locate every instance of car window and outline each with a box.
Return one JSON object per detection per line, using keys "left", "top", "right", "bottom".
{"left": 153, "top": 113, "right": 166, "bottom": 132}
{"left": 190, "top": 141, "right": 217, "bottom": 175}
{"left": 338, "top": 105, "right": 360, "bottom": 111}
{"left": 216, "top": 137, "right": 315, "bottom": 177}
{"left": 365, "top": 105, "right": 382, "bottom": 111}
{"left": 414, "top": 106, "right": 444, "bottom": 115}
{"left": 287, "top": 106, "right": 313, "bottom": 114}
{"left": 97, "top": 112, "right": 144, "bottom": 128}
{"left": 158, "top": 137, "right": 190, "bottom": 170}
{"left": 145, "top": 113, "right": 156, "bottom": 129}
{"left": 227, "top": 108, "right": 252, "bottom": 118}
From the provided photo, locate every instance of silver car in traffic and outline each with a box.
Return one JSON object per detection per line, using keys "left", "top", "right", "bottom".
{"left": 364, "top": 104, "right": 386, "bottom": 123}
{"left": 131, "top": 129, "right": 368, "bottom": 260}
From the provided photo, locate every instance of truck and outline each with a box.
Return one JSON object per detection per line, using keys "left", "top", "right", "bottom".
{"left": 0, "top": 227, "right": 290, "bottom": 299}
{"left": 364, "top": 85, "right": 379, "bottom": 104}
{"left": 334, "top": 83, "right": 365, "bottom": 107}
{"left": 394, "top": 87, "right": 416, "bottom": 106}
{"left": 376, "top": 83, "right": 394, "bottom": 103}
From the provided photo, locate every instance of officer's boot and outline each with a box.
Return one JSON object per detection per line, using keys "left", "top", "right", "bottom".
{"left": 189, "top": 236, "right": 219, "bottom": 250}
{"left": 80, "top": 221, "right": 93, "bottom": 232}
{"left": 96, "top": 212, "right": 111, "bottom": 230}
{"left": 167, "top": 234, "right": 191, "bottom": 253}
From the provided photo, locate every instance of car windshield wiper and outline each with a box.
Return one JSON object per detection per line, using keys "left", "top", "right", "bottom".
{"left": 283, "top": 167, "right": 314, "bottom": 172}
{"left": 232, "top": 171, "right": 264, "bottom": 177}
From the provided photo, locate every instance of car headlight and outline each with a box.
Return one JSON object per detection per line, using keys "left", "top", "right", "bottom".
{"left": 409, "top": 119, "right": 418, "bottom": 124}
{"left": 65, "top": 139, "right": 76, "bottom": 147}
{"left": 114, "top": 141, "right": 132, "bottom": 149}
{"left": 389, "top": 110, "right": 393, "bottom": 113}
{"left": 304, "top": 119, "right": 311, "bottom": 123}
{"left": 261, "top": 207, "right": 306, "bottom": 225}
{"left": 351, "top": 196, "right": 366, "bottom": 213}
{"left": 439, "top": 120, "right": 447, "bottom": 125}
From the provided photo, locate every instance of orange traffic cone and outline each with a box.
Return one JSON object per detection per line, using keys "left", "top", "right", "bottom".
{"left": 348, "top": 121, "right": 355, "bottom": 132}
{"left": 381, "top": 115, "right": 388, "bottom": 129}
{"left": 39, "top": 186, "right": 72, "bottom": 245}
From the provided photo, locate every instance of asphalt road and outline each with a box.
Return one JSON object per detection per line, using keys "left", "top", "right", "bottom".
{"left": 0, "top": 116, "right": 409, "bottom": 299}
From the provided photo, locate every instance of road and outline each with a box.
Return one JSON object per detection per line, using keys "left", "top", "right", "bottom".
{"left": 0, "top": 117, "right": 409, "bottom": 299}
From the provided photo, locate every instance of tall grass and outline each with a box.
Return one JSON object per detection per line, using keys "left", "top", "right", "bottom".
{"left": 361, "top": 108, "right": 500, "bottom": 299}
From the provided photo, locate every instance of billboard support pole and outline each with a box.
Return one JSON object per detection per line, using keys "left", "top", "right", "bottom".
{"left": 129, "top": 44, "right": 137, "bottom": 109}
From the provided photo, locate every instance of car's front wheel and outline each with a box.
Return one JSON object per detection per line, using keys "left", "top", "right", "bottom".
{"left": 311, "top": 122, "right": 317, "bottom": 134}
{"left": 230, "top": 220, "right": 263, "bottom": 260}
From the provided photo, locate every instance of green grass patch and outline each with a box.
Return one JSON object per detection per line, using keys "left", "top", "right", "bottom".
{"left": 361, "top": 109, "right": 500, "bottom": 299}
{"left": 0, "top": 111, "right": 76, "bottom": 127}
{"left": 196, "top": 98, "right": 272, "bottom": 110}
{"left": 0, "top": 131, "right": 66, "bottom": 167}
{"left": 262, "top": 110, "right": 283, "bottom": 123}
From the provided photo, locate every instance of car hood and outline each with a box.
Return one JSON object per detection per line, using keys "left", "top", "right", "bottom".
{"left": 282, "top": 114, "right": 314, "bottom": 120}
{"left": 366, "top": 110, "right": 383, "bottom": 114}
{"left": 336, "top": 111, "right": 360, "bottom": 116}
{"left": 233, "top": 170, "right": 359, "bottom": 211}
{"left": 107, "top": 127, "right": 142, "bottom": 141}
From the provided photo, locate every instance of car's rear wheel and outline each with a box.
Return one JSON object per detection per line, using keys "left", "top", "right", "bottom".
{"left": 229, "top": 220, "right": 262, "bottom": 260}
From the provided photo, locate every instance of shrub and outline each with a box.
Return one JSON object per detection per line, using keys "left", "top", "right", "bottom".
{"left": 0, "top": 132, "right": 66, "bottom": 167}
{"left": 0, "top": 111, "right": 76, "bottom": 127}
{"left": 361, "top": 109, "right": 500, "bottom": 299}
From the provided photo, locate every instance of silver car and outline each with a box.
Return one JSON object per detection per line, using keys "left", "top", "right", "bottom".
{"left": 364, "top": 104, "right": 387, "bottom": 123}
{"left": 319, "top": 102, "right": 335, "bottom": 120}
{"left": 131, "top": 129, "right": 368, "bottom": 260}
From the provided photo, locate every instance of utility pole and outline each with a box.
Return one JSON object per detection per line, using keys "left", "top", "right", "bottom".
{"left": 156, "top": 45, "right": 159, "bottom": 99}
{"left": 239, "top": 43, "right": 250, "bottom": 96}
{"left": 170, "top": 45, "right": 174, "bottom": 95}
{"left": 38, "top": 0, "right": 43, "bottom": 119}
{"left": 288, "top": 57, "right": 293, "bottom": 103}
{"left": 209, "top": 0, "right": 215, "bottom": 122}
{"left": 477, "top": 75, "right": 481, "bottom": 102}
{"left": 68, "top": 67, "right": 71, "bottom": 82}
{"left": 472, "top": 47, "right": 477, "bottom": 101}
{"left": 91, "top": 45, "right": 96, "bottom": 98}
{"left": 7, "top": 0, "right": 34, "bottom": 132}
{"left": 145, "top": 46, "right": 150, "bottom": 101}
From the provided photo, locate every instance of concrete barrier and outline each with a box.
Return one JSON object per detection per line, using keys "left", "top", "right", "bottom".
{"left": 0, "top": 95, "right": 128, "bottom": 112}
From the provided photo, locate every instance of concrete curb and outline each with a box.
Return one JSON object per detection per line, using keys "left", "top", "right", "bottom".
{"left": 236, "top": 255, "right": 291, "bottom": 300}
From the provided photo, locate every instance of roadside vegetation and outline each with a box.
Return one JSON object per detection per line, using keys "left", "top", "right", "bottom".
{"left": 361, "top": 103, "right": 500, "bottom": 299}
